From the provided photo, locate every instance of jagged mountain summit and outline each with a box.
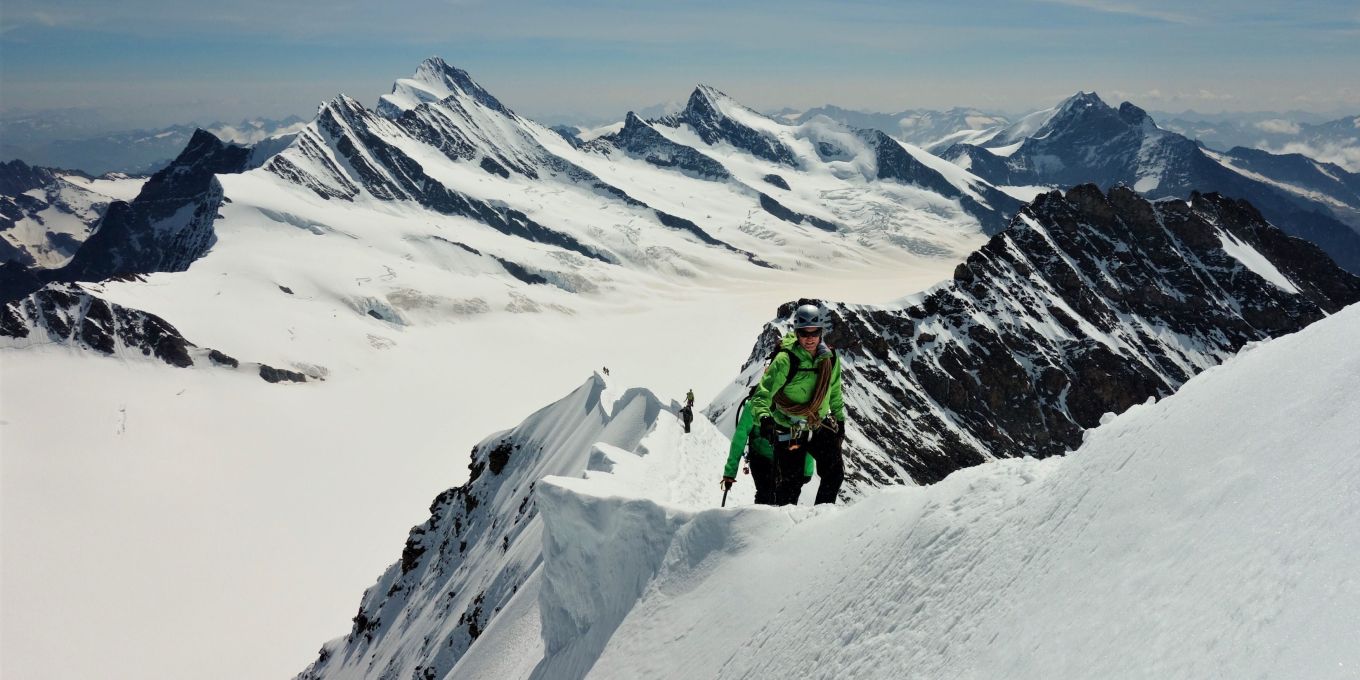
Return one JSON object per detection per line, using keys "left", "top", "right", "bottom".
{"left": 712, "top": 184, "right": 1360, "bottom": 488}
{"left": 939, "top": 91, "right": 1360, "bottom": 273}
{"left": 3, "top": 57, "right": 1021, "bottom": 378}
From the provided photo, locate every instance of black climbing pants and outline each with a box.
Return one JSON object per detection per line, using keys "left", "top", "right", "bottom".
{"left": 771, "top": 426, "right": 843, "bottom": 505}
{"left": 747, "top": 452, "right": 777, "bottom": 506}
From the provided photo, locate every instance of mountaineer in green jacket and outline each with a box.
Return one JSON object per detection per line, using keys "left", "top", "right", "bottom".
{"left": 721, "top": 384, "right": 814, "bottom": 505}
{"left": 749, "top": 303, "right": 846, "bottom": 505}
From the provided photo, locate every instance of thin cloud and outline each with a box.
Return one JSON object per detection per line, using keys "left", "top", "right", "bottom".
{"left": 1032, "top": 0, "right": 1196, "bottom": 24}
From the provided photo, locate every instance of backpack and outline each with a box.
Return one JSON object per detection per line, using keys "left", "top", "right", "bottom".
{"left": 767, "top": 346, "right": 833, "bottom": 391}
{"left": 733, "top": 345, "right": 834, "bottom": 426}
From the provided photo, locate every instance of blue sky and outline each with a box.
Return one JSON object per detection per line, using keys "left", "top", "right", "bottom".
{"left": 2, "top": 0, "right": 1357, "bottom": 128}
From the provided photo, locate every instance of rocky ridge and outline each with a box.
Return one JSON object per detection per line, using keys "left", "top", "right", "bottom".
{"left": 715, "top": 184, "right": 1360, "bottom": 488}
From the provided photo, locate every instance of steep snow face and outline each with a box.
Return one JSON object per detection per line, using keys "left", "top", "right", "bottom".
{"left": 542, "top": 301, "right": 1360, "bottom": 680}
{"left": 710, "top": 185, "right": 1360, "bottom": 490}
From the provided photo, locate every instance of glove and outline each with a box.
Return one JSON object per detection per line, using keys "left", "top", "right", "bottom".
{"left": 759, "top": 416, "right": 776, "bottom": 442}
{"left": 720, "top": 477, "right": 736, "bottom": 490}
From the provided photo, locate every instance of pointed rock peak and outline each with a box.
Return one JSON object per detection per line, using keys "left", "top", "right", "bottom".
{"left": 1118, "top": 101, "right": 1152, "bottom": 127}
{"left": 683, "top": 84, "right": 742, "bottom": 118}
{"left": 623, "top": 111, "right": 648, "bottom": 128}
{"left": 383, "top": 57, "right": 512, "bottom": 117}
{"left": 411, "top": 57, "right": 485, "bottom": 96}
{"left": 319, "top": 94, "right": 367, "bottom": 115}
{"left": 1057, "top": 90, "right": 1108, "bottom": 111}
{"left": 1029, "top": 91, "right": 1124, "bottom": 139}
{"left": 692, "top": 83, "right": 727, "bottom": 101}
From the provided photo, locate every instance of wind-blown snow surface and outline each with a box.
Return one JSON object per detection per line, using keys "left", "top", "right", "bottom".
{"left": 524, "top": 302, "right": 1360, "bottom": 680}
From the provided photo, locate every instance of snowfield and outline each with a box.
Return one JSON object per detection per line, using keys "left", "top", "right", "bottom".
{"left": 496, "top": 302, "right": 1360, "bottom": 680}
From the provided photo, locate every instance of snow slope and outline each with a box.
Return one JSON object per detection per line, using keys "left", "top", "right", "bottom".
{"left": 530, "top": 301, "right": 1360, "bottom": 680}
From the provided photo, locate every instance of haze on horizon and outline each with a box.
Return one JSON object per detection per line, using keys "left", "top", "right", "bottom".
{"left": 2, "top": 1, "right": 1358, "bottom": 132}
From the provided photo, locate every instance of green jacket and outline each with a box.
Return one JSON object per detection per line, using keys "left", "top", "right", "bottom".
{"left": 725, "top": 392, "right": 814, "bottom": 478}
{"left": 748, "top": 333, "right": 845, "bottom": 428}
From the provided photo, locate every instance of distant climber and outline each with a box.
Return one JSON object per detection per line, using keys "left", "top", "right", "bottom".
{"left": 603, "top": 366, "right": 610, "bottom": 376}
{"left": 722, "top": 383, "right": 814, "bottom": 505}
{"left": 680, "top": 403, "right": 694, "bottom": 434}
{"left": 686, "top": 388, "right": 695, "bottom": 407}
{"left": 748, "top": 303, "right": 846, "bottom": 505}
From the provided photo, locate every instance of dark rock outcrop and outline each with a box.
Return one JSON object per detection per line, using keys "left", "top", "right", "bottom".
{"left": 724, "top": 185, "right": 1360, "bottom": 489}
{"left": 658, "top": 85, "right": 799, "bottom": 167}
{"left": 1, "top": 131, "right": 250, "bottom": 303}
{"left": 608, "top": 112, "right": 731, "bottom": 180}
{"left": 0, "top": 283, "right": 195, "bottom": 367}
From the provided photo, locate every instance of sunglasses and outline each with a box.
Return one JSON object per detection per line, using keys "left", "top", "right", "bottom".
{"left": 795, "top": 327, "right": 823, "bottom": 338}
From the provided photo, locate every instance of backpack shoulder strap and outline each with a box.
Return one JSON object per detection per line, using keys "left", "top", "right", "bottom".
{"left": 769, "top": 347, "right": 802, "bottom": 374}
{"left": 734, "top": 384, "right": 759, "bottom": 426}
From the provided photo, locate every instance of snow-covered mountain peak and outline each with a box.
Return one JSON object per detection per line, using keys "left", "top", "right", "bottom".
{"left": 1058, "top": 90, "right": 1105, "bottom": 110}
{"left": 938, "top": 89, "right": 1360, "bottom": 272}
{"left": 654, "top": 84, "right": 799, "bottom": 166}
{"left": 686, "top": 84, "right": 730, "bottom": 110}
{"left": 379, "top": 57, "right": 512, "bottom": 118}
{"left": 1033, "top": 91, "right": 1121, "bottom": 138}
{"left": 676, "top": 84, "right": 757, "bottom": 128}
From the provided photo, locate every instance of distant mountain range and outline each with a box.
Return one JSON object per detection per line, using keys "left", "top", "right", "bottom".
{"left": 2, "top": 58, "right": 1021, "bottom": 372}
{"left": 1158, "top": 113, "right": 1360, "bottom": 172}
{"left": 773, "top": 103, "right": 1359, "bottom": 176}
{"left": 777, "top": 105, "right": 1009, "bottom": 151}
{"left": 0, "top": 115, "right": 307, "bottom": 175}
{"left": 934, "top": 92, "right": 1360, "bottom": 273}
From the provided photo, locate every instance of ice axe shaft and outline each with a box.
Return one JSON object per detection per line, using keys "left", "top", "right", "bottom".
{"left": 721, "top": 487, "right": 729, "bottom": 507}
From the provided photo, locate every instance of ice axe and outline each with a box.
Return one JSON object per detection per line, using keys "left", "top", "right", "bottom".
{"left": 719, "top": 478, "right": 733, "bottom": 507}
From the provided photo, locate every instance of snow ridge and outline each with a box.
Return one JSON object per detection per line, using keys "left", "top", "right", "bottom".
{"left": 294, "top": 376, "right": 722, "bottom": 680}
